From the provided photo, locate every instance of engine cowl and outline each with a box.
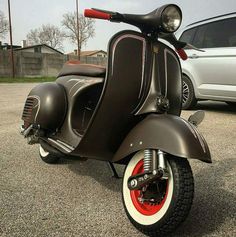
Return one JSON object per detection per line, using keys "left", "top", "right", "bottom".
{"left": 22, "top": 82, "right": 67, "bottom": 131}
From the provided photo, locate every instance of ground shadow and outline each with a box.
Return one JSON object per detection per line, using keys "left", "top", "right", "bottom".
{"left": 66, "top": 158, "right": 125, "bottom": 192}
{"left": 170, "top": 158, "right": 236, "bottom": 237}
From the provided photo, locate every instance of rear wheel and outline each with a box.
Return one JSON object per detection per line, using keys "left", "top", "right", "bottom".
{"left": 122, "top": 151, "right": 194, "bottom": 237}
{"left": 39, "top": 145, "right": 60, "bottom": 164}
{"left": 182, "top": 75, "right": 197, "bottom": 110}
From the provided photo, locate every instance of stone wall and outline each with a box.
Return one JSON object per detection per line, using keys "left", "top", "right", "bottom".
{"left": 0, "top": 51, "right": 107, "bottom": 77}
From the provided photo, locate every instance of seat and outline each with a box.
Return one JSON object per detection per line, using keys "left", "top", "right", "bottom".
{"left": 58, "top": 62, "right": 106, "bottom": 78}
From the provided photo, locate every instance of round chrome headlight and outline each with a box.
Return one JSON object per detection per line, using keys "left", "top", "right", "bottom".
{"left": 161, "top": 5, "right": 182, "bottom": 33}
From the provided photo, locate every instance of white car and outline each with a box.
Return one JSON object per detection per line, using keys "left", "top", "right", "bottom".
{"left": 177, "top": 13, "right": 236, "bottom": 109}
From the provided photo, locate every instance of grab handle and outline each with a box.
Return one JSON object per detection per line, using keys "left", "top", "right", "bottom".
{"left": 84, "top": 9, "right": 111, "bottom": 20}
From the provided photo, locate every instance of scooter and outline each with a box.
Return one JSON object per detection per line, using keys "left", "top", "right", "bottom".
{"left": 20, "top": 4, "right": 211, "bottom": 236}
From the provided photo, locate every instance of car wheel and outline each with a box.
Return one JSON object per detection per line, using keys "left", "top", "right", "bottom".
{"left": 122, "top": 151, "right": 194, "bottom": 236}
{"left": 182, "top": 75, "right": 197, "bottom": 110}
{"left": 39, "top": 145, "right": 60, "bottom": 164}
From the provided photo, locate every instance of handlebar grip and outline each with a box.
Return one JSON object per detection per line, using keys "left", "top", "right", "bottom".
{"left": 84, "top": 9, "right": 111, "bottom": 20}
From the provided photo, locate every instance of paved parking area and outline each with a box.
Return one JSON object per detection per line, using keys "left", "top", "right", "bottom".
{"left": 0, "top": 83, "right": 235, "bottom": 237}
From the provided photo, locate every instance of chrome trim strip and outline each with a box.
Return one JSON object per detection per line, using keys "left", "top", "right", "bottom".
{"left": 134, "top": 57, "right": 156, "bottom": 115}
{"left": 56, "top": 139, "right": 74, "bottom": 150}
{"left": 164, "top": 48, "right": 181, "bottom": 97}
{"left": 48, "top": 138, "right": 72, "bottom": 153}
{"left": 164, "top": 49, "right": 168, "bottom": 97}
{"left": 69, "top": 81, "right": 82, "bottom": 95}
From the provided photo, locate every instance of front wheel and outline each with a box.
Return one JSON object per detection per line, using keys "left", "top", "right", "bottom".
{"left": 122, "top": 152, "right": 194, "bottom": 237}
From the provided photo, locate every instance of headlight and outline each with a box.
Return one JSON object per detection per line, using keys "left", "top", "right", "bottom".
{"left": 161, "top": 5, "right": 182, "bottom": 33}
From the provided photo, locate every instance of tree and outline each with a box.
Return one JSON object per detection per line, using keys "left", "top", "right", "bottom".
{"left": 0, "top": 11, "right": 9, "bottom": 39}
{"left": 62, "top": 12, "right": 95, "bottom": 59}
{"left": 26, "top": 24, "right": 65, "bottom": 50}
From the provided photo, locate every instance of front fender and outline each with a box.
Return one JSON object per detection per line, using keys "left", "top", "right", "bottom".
{"left": 113, "top": 114, "right": 211, "bottom": 163}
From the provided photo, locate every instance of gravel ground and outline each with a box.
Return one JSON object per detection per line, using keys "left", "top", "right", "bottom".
{"left": 0, "top": 83, "right": 235, "bottom": 237}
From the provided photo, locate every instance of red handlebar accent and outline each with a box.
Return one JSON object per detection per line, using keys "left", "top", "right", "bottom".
{"left": 84, "top": 9, "right": 111, "bottom": 20}
{"left": 176, "top": 48, "right": 188, "bottom": 61}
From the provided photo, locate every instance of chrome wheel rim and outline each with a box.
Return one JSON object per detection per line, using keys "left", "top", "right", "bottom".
{"left": 182, "top": 81, "right": 189, "bottom": 105}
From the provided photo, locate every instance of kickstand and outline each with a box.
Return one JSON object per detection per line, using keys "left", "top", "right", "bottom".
{"left": 107, "top": 162, "right": 121, "bottom": 179}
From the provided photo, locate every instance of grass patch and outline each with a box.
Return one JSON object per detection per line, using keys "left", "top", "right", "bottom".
{"left": 0, "top": 77, "right": 56, "bottom": 83}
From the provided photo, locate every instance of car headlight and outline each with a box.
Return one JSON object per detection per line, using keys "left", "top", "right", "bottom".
{"left": 161, "top": 5, "right": 182, "bottom": 33}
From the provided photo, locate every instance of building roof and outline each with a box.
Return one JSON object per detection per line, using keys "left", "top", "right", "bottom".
{"left": 72, "top": 50, "right": 107, "bottom": 57}
{"left": 14, "top": 44, "right": 63, "bottom": 54}
{"left": 0, "top": 44, "right": 21, "bottom": 50}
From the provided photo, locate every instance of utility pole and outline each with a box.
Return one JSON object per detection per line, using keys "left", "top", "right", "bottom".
{"left": 8, "top": 0, "right": 15, "bottom": 78}
{"left": 76, "top": 0, "right": 80, "bottom": 60}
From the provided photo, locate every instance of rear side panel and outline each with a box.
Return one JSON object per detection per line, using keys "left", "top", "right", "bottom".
{"left": 22, "top": 82, "right": 67, "bottom": 130}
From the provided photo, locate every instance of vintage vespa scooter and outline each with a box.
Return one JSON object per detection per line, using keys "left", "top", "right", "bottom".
{"left": 20, "top": 4, "right": 211, "bottom": 236}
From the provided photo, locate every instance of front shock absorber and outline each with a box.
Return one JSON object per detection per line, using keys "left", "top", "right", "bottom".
{"left": 143, "top": 149, "right": 152, "bottom": 172}
{"left": 143, "top": 149, "right": 169, "bottom": 179}
{"left": 143, "top": 149, "right": 158, "bottom": 172}
{"left": 157, "top": 150, "right": 169, "bottom": 179}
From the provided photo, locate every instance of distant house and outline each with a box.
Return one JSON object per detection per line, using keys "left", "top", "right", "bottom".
{"left": 0, "top": 42, "right": 21, "bottom": 50}
{"left": 14, "top": 44, "right": 63, "bottom": 55}
{"left": 80, "top": 50, "right": 107, "bottom": 58}
{"left": 68, "top": 50, "right": 107, "bottom": 58}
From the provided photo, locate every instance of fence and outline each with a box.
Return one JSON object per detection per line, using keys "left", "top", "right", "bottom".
{"left": 0, "top": 51, "right": 107, "bottom": 77}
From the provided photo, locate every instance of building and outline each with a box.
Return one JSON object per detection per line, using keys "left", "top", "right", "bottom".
{"left": 0, "top": 42, "right": 21, "bottom": 50}
{"left": 14, "top": 44, "right": 63, "bottom": 55}
{"left": 68, "top": 50, "right": 107, "bottom": 58}
{"left": 80, "top": 50, "right": 107, "bottom": 58}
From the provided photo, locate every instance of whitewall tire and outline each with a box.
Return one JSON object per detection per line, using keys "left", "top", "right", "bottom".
{"left": 122, "top": 151, "right": 194, "bottom": 236}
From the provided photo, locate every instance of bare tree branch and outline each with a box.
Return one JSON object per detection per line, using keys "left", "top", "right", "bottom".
{"left": 0, "top": 11, "right": 9, "bottom": 39}
{"left": 61, "top": 12, "right": 95, "bottom": 57}
{"left": 26, "top": 24, "right": 65, "bottom": 51}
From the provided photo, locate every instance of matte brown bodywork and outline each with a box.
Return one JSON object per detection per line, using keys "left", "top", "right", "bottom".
{"left": 21, "top": 30, "right": 211, "bottom": 164}
{"left": 73, "top": 31, "right": 148, "bottom": 159}
{"left": 113, "top": 114, "right": 211, "bottom": 163}
{"left": 22, "top": 82, "right": 67, "bottom": 130}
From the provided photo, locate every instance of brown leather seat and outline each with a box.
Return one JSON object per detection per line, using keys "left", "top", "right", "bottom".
{"left": 58, "top": 63, "right": 106, "bottom": 78}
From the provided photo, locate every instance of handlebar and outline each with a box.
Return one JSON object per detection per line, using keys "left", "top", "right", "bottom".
{"left": 84, "top": 9, "right": 111, "bottom": 20}
{"left": 84, "top": 8, "right": 188, "bottom": 60}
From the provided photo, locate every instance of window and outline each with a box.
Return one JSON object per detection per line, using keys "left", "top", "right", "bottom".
{"left": 179, "top": 27, "right": 197, "bottom": 44}
{"left": 34, "top": 47, "right": 41, "bottom": 53}
{"left": 192, "top": 17, "right": 236, "bottom": 48}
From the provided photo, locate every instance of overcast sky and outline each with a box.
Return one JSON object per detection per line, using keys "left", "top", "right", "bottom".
{"left": 1, "top": 0, "right": 236, "bottom": 53}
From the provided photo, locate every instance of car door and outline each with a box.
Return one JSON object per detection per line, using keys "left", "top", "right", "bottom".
{"left": 181, "top": 17, "right": 236, "bottom": 100}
